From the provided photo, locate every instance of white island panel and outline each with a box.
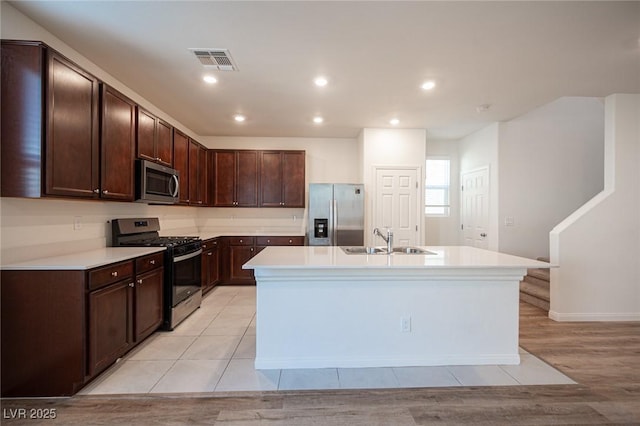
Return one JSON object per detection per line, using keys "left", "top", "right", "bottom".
{"left": 245, "top": 246, "right": 549, "bottom": 370}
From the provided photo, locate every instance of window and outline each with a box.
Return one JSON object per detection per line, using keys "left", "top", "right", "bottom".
{"left": 425, "top": 158, "right": 450, "bottom": 216}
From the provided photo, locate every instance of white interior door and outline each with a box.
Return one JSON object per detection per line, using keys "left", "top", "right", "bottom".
{"left": 373, "top": 167, "right": 420, "bottom": 246}
{"left": 461, "top": 167, "right": 489, "bottom": 249}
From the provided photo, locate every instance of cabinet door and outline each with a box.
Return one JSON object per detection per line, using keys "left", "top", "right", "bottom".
{"left": 173, "top": 130, "right": 190, "bottom": 204}
{"left": 236, "top": 150, "right": 259, "bottom": 207}
{"left": 46, "top": 51, "right": 100, "bottom": 198}
{"left": 260, "top": 151, "right": 283, "bottom": 207}
{"left": 134, "top": 268, "right": 163, "bottom": 342}
{"left": 202, "top": 245, "right": 220, "bottom": 293}
{"left": 156, "top": 119, "right": 173, "bottom": 166}
{"left": 189, "top": 140, "right": 205, "bottom": 205}
{"left": 100, "top": 85, "right": 135, "bottom": 201}
{"left": 1, "top": 41, "right": 45, "bottom": 198}
{"left": 282, "top": 151, "right": 306, "bottom": 207}
{"left": 199, "top": 144, "right": 208, "bottom": 206}
{"left": 229, "top": 245, "right": 256, "bottom": 284}
{"left": 88, "top": 280, "right": 132, "bottom": 377}
{"left": 136, "top": 107, "right": 156, "bottom": 162}
{"left": 211, "top": 150, "right": 236, "bottom": 206}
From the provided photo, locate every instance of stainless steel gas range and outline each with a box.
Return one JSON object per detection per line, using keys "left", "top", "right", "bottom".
{"left": 111, "top": 217, "right": 202, "bottom": 330}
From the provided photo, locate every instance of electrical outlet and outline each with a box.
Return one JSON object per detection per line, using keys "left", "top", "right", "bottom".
{"left": 73, "top": 216, "right": 82, "bottom": 231}
{"left": 400, "top": 316, "right": 411, "bottom": 332}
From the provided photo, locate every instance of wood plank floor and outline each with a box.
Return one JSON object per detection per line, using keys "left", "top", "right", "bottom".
{"left": 2, "top": 302, "right": 639, "bottom": 425}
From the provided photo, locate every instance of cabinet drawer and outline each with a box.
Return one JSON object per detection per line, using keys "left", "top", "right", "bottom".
{"left": 135, "top": 252, "right": 164, "bottom": 274}
{"left": 228, "top": 236, "right": 255, "bottom": 246}
{"left": 201, "top": 238, "right": 219, "bottom": 250}
{"left": 256, "top": 236, "right": 304, "bottom": 246}
{"left": 88, "top": 260, "right": 134, "bottom": 290}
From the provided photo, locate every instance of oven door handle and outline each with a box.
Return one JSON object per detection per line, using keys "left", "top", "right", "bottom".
{"left": 173, "top": 248, "right": 203, "bottom": 263}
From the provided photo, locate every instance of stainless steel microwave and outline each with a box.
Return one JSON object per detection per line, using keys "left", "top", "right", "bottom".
{"left": 136, "top": 159, "right": 179, "bottom": 204}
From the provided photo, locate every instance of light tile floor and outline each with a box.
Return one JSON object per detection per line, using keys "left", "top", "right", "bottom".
{"left": 80, "top": 285, "right": 575, "bottom": 395}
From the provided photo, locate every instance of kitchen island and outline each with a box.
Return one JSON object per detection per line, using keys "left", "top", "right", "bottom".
{"left": 243, "top": 246, "right": 551, "bottom": 370}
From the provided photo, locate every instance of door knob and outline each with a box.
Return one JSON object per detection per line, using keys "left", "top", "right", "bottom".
{"left": 480, "top": 233, "right": 487, "bottom": 237}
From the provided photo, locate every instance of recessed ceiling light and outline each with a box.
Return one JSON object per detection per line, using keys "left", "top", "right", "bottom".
{"left": 314, "top": 76, "right": 328, "bottom": 87}
{"left": 203, "top": 75, "right": 218, "bottom": 84}
{"left": 389, "top": 118, "right": 400, "bottom": 126}
{"left": 476, "top": 103, "right": 491, "bottom": 113}
{"left": 313, "top": 116, "right": 324, "bottom": 124}
{"left": 234, "top": 114, "right": 246, "bottom": 122}
{"left": 421, "top": 80, "right": 436, "bottom": 91}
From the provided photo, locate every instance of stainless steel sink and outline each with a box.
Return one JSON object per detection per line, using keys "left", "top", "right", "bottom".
{"left": 392, "top": 246, "right": 435, "bottom": 255}
{"left": 341, "top": 246, "right": 387, "bottom": 255}
{"left": 341, "top": 246, "right": 436, "bottom": 255}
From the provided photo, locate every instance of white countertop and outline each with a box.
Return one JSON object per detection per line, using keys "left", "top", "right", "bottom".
{"left": 244, "top": 246, "right": 552, "bottom": 270}
{"left": 1, "top": 247, "right": 166, "bottom": 271}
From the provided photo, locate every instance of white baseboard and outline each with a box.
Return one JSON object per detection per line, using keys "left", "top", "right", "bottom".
{"left": 549, "top": 310, "right": 640, "bottom": 322}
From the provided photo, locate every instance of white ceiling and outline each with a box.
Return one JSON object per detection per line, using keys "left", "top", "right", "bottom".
{"left": 8, "top": 1, "right": 640, "bottom": 140}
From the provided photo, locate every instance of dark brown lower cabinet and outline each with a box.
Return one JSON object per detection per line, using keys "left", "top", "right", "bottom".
{"left": 134, "top": 267, "right": 164, "bottom": 342}
{"left": 1, "top": 270, "right": 86, "bottom": 397}
{"left": 87, "top": 254, "right": 163, "bottom": 378}
{"left": 202, "top": 238, "right": 221, "bottom": 294}
{"left": 229, "top": 241, "right": 260, "bottom": 285}
{"left": 0, "top": 252, "right": 164, "bottom": 397}
{"left": 221, "top": 236, "right": 304, "bottom": 285}
{"left": 88, "top": 280, "right": 132, "bottom": 377}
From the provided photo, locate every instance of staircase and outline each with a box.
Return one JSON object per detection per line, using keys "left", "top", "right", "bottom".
{"left": 520, "top": 257, "right": 550, "bottom": 312}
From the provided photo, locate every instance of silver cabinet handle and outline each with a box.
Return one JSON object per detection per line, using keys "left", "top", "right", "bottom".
{"left": 111, "top": 271, "right": 118, "bottom": 277}
{"left": 93, "top": 189, "right": 100, "bottom": 194}
{"left": 103, "top": 189, "right": 109, "bottom": 194}
{"left": 150, "top": 259, "right": 155, "bottom": 265}
{"left": 137, "top": 279, "right": 143, "bottom": 284}
{"left": 129, "top": 282, "right": 135, "bottom": 288}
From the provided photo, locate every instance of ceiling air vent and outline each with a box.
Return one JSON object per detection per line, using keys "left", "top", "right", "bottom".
{"left": 189, "top": 48, "right": 238, "bottom": 71}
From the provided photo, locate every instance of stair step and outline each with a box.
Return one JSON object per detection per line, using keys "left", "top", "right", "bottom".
{"left": 520, "top": 292, "right": 550, "bottom": 311}
{"left": 520, "top": 280, "right": 550, "bottom": 302}
{"left": 523, "top": 273, "right": 550, "bottom": 289}
{"left": 520, "top": 256, "right": 551, "bottom": 312}
{"left": 527, "top": 268, "right": 550, "bottom": 282}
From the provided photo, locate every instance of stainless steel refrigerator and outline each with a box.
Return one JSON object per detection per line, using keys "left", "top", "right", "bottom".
{"left": 307, "top": 183, "right": 365, "bottom": 246}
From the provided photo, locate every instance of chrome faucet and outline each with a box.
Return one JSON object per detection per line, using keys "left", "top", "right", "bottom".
{"left": 373, "top": 227, "right": 394, "bottom": 253}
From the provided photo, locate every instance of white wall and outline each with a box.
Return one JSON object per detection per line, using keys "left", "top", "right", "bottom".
{"left": 359, "top": 128, "right": 426, "bottom": 246}
{"left": 498, "top": 97, "right": 605, "bottom": 259}
{"left": 424, "top": 139, "right": 460, "bottom": 245}
{"left": 458, "top": 123, "right": 500, "bottom": 251}
{"left": 549, "top": 94, "right": 640, "bottom": 321}
{"left": 0, "top": 198, "right": 199, "bottom": 264}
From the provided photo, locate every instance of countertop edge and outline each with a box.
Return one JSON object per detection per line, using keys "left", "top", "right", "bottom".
{"left": 1, "top": 247, "right": 166, "bottom": 271}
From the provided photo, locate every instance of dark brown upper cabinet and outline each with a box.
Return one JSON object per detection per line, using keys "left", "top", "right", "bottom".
{"left": 1, "top": 41, "right": 102, "bottom": 199}
{"left": 100, "top": 85, "right": 136, "bottom": 201}
{"left": 260, "top": 151, "right": 305, "bottom": 207}
{"left": 136, "top": 107, "right": 173, "bottom": 167}
{"left": 189, "top": 139, "right": 207, "bottom": 206}
{"left": 210, "top": 150, "right": 259, "bottom": 207}
{"left": 172, "top": 129, "right": 190, "bottom": 205}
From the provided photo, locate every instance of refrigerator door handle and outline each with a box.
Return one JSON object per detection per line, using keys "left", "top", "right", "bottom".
{"left": 332, "top": 199, "right": 338, "bottom": 245}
